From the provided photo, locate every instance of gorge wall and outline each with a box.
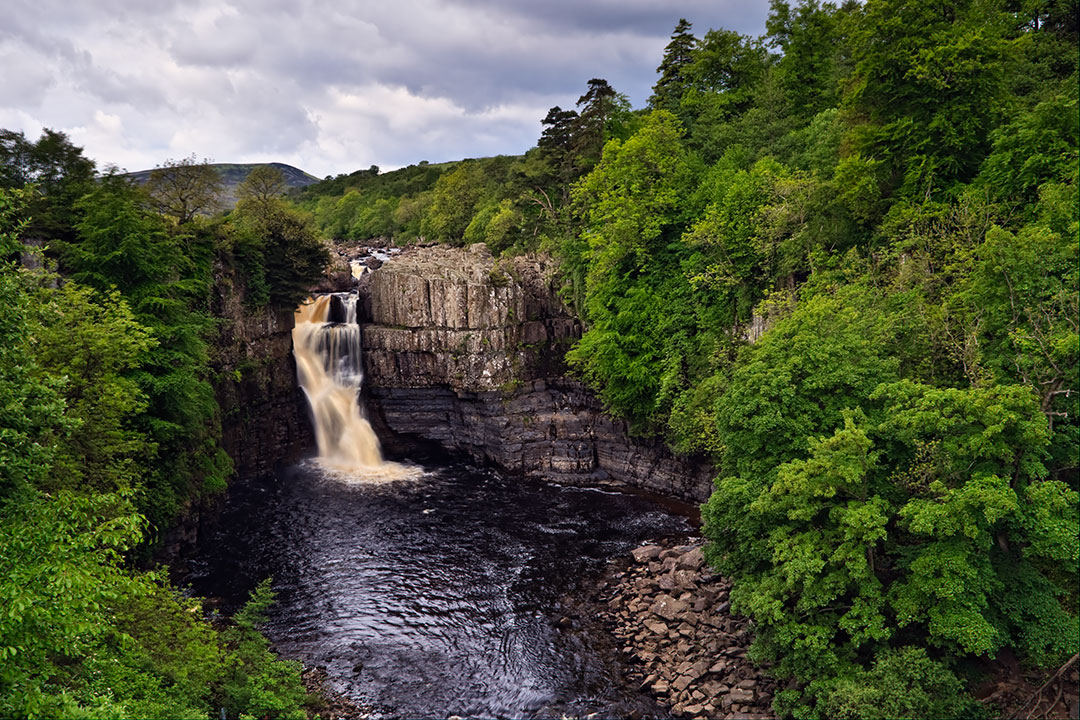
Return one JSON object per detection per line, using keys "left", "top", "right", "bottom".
{"left": 358, "top": 245, "right": 715, "bottom": 503}
{"left": 211, "top": 269, "right": 313, "bottom": 480}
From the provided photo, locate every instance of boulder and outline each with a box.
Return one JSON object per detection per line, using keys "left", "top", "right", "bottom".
{"left": 676, "top": 546, "right": 706, "bottom": 571}
{"left": 632, "top": 544, "right": 663, "bottom": 563}
{"left": 651, "top": 594, "right": 689, "bottom": 621}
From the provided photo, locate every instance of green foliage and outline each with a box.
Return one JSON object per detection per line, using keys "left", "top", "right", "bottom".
{"left": 29, "top": 282, "right": 155, "bottom": 495}
{"left": 766, "top": 0, "right": 857, "bottom": 121}
{"left": 815, "top": 647, "right": 982, "bottom": 720}
{"left": 707, "top": 379, "right": 1077, "bottom": 709}
{"left": 710, "top": 284, "right": 904, "bottom": 480}
{"left": 144, "top": 154, "right": 225, "bottom": 225}
{"left": 234, "top": 197, "right": 330, "bottom": 308}
{"left": 0, "top": 128, "right": 95, "bottom": 244}
{"left": 0, "top": 490, "right": 144, "bottom": 717}
{"left": 10, "top": 3, "right": 1063, "bottom": 715}
{"left": 0, "top": 186, "right": 309, "bottom": 719}
{"left": 957, "top": 202, "right": 1079, "bottom": 472}
{"left": 219, "top": 580, "right": 308, "bottom": 720}
{"left": 976, "top": 81, "right": 1079, "bottom": 208}
{"left": 650, "top": 19, "right": 698, "bottom": 113}
{"left": 566, "top": 111, "right": 701, "bottom": 428}
{"left": 237, "top": 165, "right": 287, "bottom": 206}
{"left": 63, "top": 175, "right": 232, "bottom": 533}
{"left": 844, "top": 0, "right": 1014, "bottom": 200}
{"left": 420, "top": 162, "right": 493, "bottom": 243}
{"left": 0, "top": 192, "right": 70, "bottom": 503}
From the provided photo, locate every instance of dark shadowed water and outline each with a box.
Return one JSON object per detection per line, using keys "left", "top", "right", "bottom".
{"left": 186, "top": 458, "right": 691, "bottom": 719}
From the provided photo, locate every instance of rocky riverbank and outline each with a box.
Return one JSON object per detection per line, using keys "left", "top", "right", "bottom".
{"left": 584, "top": 538, "right": 779, "bottom": 720}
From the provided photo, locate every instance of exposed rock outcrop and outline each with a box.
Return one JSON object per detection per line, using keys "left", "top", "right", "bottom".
{"left": 159, "top": 268, "right": 313, "bottom": 559}
{"left": 212, "top": 270, "right": 312, "bottom": 480}
{"left": 359, "top": 245, "right": 715, "bottom": 503}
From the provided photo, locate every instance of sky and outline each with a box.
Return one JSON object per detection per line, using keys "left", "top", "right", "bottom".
{"left": 1, "top": 0, "right": 771, "bottom": 178}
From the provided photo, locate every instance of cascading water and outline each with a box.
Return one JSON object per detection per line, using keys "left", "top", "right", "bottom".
{"left": 191, "top": 295, "right": 692, "bottom": 719}
{"left": 293, "top": 294, "right": 407, "bottom": 477}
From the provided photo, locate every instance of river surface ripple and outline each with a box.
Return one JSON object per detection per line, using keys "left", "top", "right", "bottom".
{"left": 186, "top": 459, "right": 691, "bottom": 718}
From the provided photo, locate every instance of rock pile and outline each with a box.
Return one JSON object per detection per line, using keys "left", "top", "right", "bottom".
{"left": 594, "top": 539, "right": 779, "bottom": 719}
{"left": 301, "top": 666, "right": 374, "bottom": 720}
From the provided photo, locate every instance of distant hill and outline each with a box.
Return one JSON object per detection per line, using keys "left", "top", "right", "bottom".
{"left": 125, "top": 162, "right": 321, "bottom": 209}
{"left": 290, "top": 160, "right": 460, "bottom": 203}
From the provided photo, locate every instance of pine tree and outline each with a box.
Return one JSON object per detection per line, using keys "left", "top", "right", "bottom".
{"left": 649, "top": 18, "right": 697, "bottom": 112}
{"left": 573, "top": 78, "right": 619, "bottom": 168}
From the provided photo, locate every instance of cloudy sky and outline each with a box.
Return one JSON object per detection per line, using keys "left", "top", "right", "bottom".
{"left": 1, "top": 0, "right": 771, "bottom": 177}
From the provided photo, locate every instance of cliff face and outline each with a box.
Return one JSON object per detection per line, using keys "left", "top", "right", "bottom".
{"left": 359, "top": 245, "right": 714, "bottom": 503}
{"left": 211, "top": 270, "right": 312, "bottom": 480}
{"left": 159, "top": 269, "right": 313, "bottom": 558}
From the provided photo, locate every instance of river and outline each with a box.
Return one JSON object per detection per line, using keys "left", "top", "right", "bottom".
{"left": 186, "top": 455, "right": 691, "bottom": 718}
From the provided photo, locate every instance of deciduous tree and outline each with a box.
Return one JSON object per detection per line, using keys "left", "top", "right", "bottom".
{"left": 145, "top": 154, "right": 224, "bottom": 224}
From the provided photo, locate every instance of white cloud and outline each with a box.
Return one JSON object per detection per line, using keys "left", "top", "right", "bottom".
{"left": 1, "top": 0, "right": 771, "bottom": 176}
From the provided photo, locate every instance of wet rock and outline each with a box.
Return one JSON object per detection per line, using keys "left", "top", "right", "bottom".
{"left": 730, "top": 688, "right": 755, "bottom": 703}
{"left": 676, "top": 546, "right": 706, "bottom": 571}
{"left": 632, "top": 545, "right": 663, "bottom": 563}
{"left": 585, "top": 536, "right": 778, "bottom": 720}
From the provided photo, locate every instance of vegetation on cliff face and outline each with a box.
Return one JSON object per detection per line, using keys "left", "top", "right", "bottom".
{"left": 299, "top": 0, "right": 1078, "bottom": 715}
{"left": 0, "top": 142, "right": 327, "bottom": 716}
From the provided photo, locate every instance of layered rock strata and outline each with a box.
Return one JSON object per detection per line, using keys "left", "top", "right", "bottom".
{"left": 358, "top": 245, "right": 714, "bottom": 503}
{"left": 212, "top": 271, "right": 312, "bottom": 480}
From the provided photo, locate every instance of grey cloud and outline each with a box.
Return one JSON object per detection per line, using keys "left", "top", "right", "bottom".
{"left": 443, "top": 0, "right": 766, "bottom": 35}
{"left": 3, "top": 0, "right": 773, "bottom": 175}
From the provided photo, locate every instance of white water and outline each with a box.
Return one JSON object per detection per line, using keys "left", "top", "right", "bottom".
{"left": 293, "top": 294, "right": 413, "bottom": 479}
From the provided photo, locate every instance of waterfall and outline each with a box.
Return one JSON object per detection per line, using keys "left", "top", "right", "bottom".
{"left": 293, "top": 294, "right": 408, "bottom": 478}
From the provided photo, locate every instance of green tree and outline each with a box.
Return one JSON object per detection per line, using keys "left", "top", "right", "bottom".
{"left": 957, "top": 205, "right": 1079, "bottom": 474}
{"left": 976, "top": 83, "right": 1079, "bottom": 208}
{"left": 572, "top": 78, "right": 629, "bottom": 169}
{"left": 538, "top": 105, "right": 581, "bottom": 190}
{"left": 67, "top": 174, "right": 231, "bottom": 535}
{"left": 145, "top": 155, "right": 224, "bottom": 225}
{"left": 568, "top": 111, "right": 700, "bottom": 427}
{"left": 843, "top": 0, "right": 1014, "bottom": 201}
{"left": 29, "top": 281, "right": 155, "bottom": 495}
{"left": 0, "top": 188, "right": 67, "bottom": 501}
{"left": 0, "top": 128, "right": 96, "bottom": 246}
{"left": 766, "top": 0, "right": 857, "bottom": 120}
{"left": 420, "top": 163, "right": 491, "bottom": 242}
{"left": 681, "top": 28, "right": 770, "bottom": 120}
{"left": 237, "top": 165, "right": 287, "bottom": 208}
{"left": 235, "top": 197, "right": 331, "bottom": 308}
{"left": 649, "top": 19, "right": 698, "bottom": 113}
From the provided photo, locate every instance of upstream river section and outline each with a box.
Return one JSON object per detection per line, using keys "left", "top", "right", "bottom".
{"left": 187, "top": 459, "right": 691, "bottom": 718}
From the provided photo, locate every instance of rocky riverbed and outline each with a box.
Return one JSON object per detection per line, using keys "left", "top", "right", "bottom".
{"left": 563, "top": 537, "right": 778, "bottom": 720}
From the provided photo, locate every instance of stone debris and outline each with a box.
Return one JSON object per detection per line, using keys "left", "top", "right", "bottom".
{"left": 590, "top": 538, "right": 779, "bottom": 720}
{"left": 301, "top": 665, "right": 377, "bottom": 719}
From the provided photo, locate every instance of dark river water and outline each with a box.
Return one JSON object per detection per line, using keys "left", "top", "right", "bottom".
{"left": 187, "top": 457, "right": 691, "bottom": 718}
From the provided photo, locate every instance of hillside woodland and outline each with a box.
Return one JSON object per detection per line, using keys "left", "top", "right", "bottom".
{"left": 296, "top": 0, "right": 1079, "bottom": 716}
{"left": 0, "top": 0, "right": 1075, "bottom": 717}
{"left": 0, "top": 138, "right": 327, "bottom": 716}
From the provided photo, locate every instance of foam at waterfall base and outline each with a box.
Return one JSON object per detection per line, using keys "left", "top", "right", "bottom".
{"left": 294, "top": 294, "right": 424, "bottom": 482}
{"left": 305, "top": 456, "right": 427, "bottom": 484}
